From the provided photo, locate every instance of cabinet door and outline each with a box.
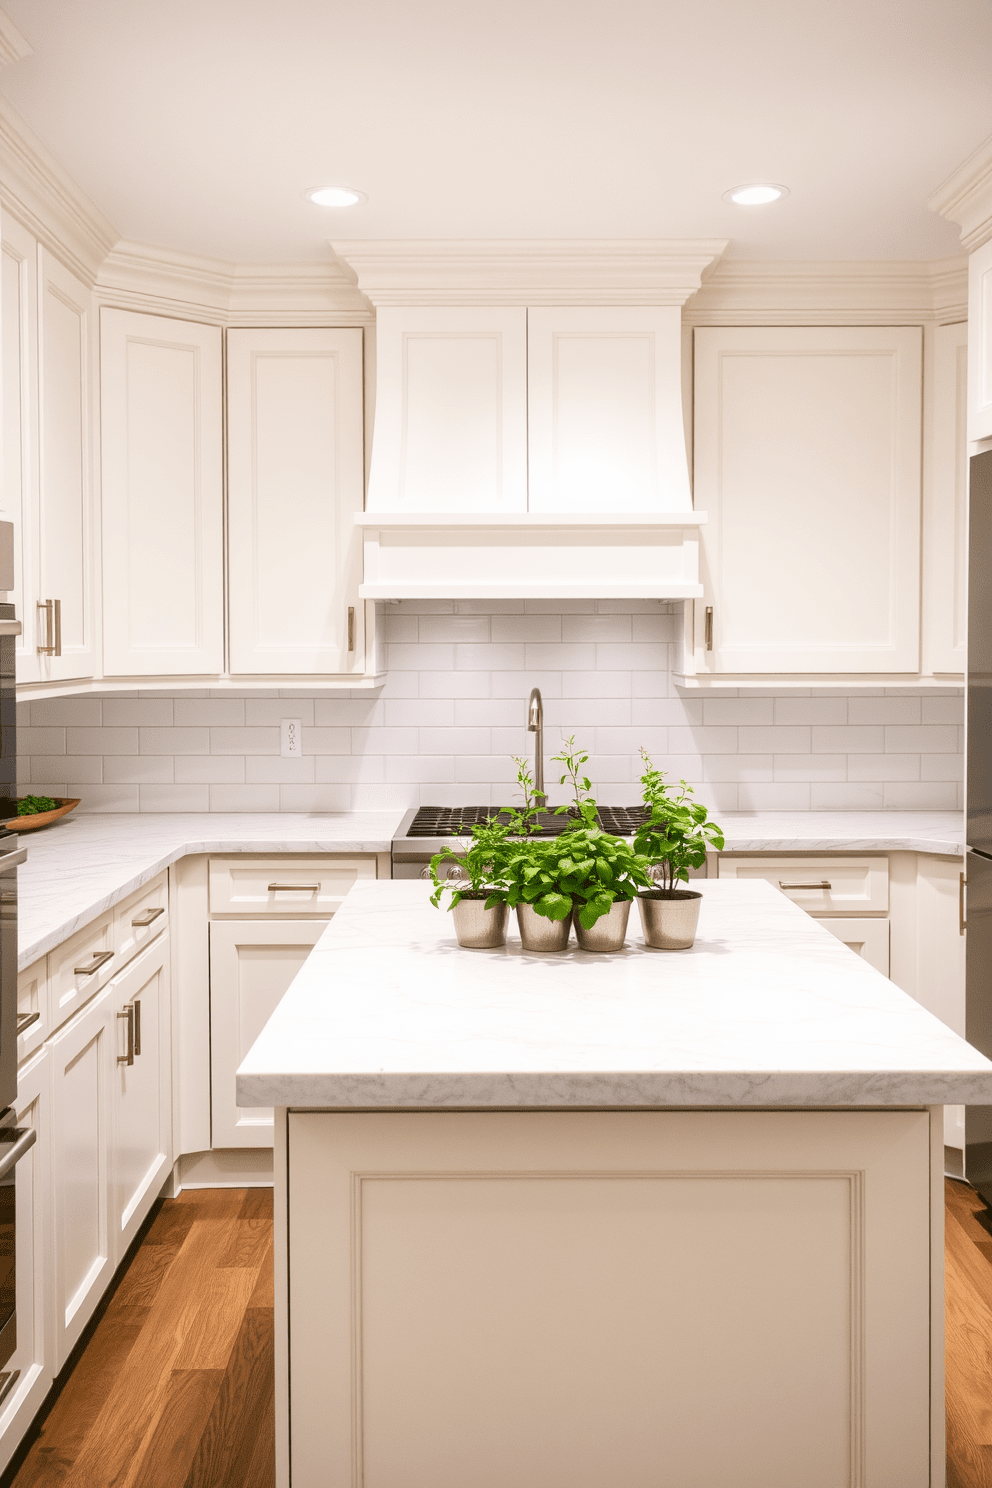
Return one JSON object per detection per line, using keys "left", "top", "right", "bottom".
{"left": 0, "top": 1047, "right": 53, "bottom": 1468}
{"left": 0, "top": 214, "right": 40, "bottom": 684}
{"left": 367, "top": 307, "right": 528, "bottom": 514}
{"left": 528, "top": 307, "right": 691, "bottom": 513}
{"left": 924, "top": 321, "right": 968, "bottom": 675}
{"left": 110, "top": 936, "right": 172, "bottom": 1259}
{"left": 227, "top": 327, "right": 365, "bottom": 675}
{"left": 37, "top": 248, "right": 94, "bottom": 682}
{"left": 693, "top": 326, "right": 923, "bottom": 674}
{"left": 969, "top": 238, "right": 992, "bottom": 444}
{"left": 813, "top": 916, "right": 890, "bottom": 976}
{"left": 50, "top": 982, "right": 113, "bottom": 1368}
{"left": 209, "top": 919, "right": 325, "bottom": 1147}
{"left": 100, "top": 309, "right": 223, "bottom": 676}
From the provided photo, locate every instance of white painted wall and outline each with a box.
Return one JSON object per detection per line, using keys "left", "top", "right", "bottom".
{"left": 16, "top": 601, "right": 963, "bottom": 814}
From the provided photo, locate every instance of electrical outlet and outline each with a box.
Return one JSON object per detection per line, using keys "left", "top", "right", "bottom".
{"left": 280, "top": 719, "right": 303, "bottom": 758}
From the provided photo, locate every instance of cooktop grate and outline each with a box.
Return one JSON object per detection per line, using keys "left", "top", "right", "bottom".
{"left": 406, "top": 805, "right": 651, "bottom": 838}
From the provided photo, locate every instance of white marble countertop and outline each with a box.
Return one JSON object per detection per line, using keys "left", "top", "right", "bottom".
{"left": 15, "top": 811, "right": 403, "bottom": 969}
{"left": 13, "top": 808, "right": 964, "bottom": 971}
{"left": 237, "top": 878, "right": 992, "bottom": 1110}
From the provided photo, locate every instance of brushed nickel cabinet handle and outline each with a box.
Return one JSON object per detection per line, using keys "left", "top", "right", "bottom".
{"left": 132, "top": 906, "right": 165, "bottom": 927}
{"left": 268, "top": 882, "right": 320, "bottom": 893}
{"left": 117, "top": 1004, "right": 134, "bottom": 1066}
{"left": 133, "top": 997, "right": 142, "bottom": 1057}
{"left": 74, "top": 949, "right": 114, "bottom": 976}
{"left": 53, "top": 597, "right": 61, "bottom": 656}
{"left": 960, "top": 871, "right": 967, "bottom": 935}
{"left": 36, "top": 599, "right": 53, "bottom": 654}
{"left": 779, "top": 880, "right": 833, "bottom": 891}
{"left": 704, "top": 605, "right": 713, "bottom": 651}
{"left": 347, "top": 605, "right": 355, "bottom": 652}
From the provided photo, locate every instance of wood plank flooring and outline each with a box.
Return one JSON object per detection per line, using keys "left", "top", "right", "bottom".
{"left": 7, "top": 1179, "right": 992, "bottom": 1486}
{"left": 5, "top": 1188, "right": 274, "bottom": 1488}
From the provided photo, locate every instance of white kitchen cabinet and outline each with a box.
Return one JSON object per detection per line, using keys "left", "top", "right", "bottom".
{"left": 367, "top": 307, "right": 528, "bottom": 514}
{"left": 692, "top": 325, "right": 923, "bottom": 674}
{"left": 0, "top": 213, "right": 40, "bottom": 682}
{"left": 36, "top": 247, "right": 95, "bottom": 683}
{"left": 0, "top": 1047, "right": 53, "bottom": 1476}
{"left": 527, "top": 307, "right": 691, "bottom": 512}
{"left": 109, "top": 936, "right": 172, "bottom": 1260}
{"left": 815, "top": 916, "right": 890, "bottom": 976}
{"left": 100, "top": 309, "right": 223, "bottom": 676}
{"left": 968, "top": 237, "right": 992, "bottom": 444}
{"left": 924, "top": 321, "right": 968, "bottom": 675}
{"left": 49, "top": 981, "right": 114, "bottom": 1369}
{"left": 209, "top": 919, "right": 326, "bottom": 1148}
{"left": 226, "top": 327, "right": 365, "bottom": 676}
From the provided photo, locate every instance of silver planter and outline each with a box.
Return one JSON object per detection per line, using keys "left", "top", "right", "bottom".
{"left": 451, "top": 896, "right": 508, "bottom": 949}
{"left": 516, "top": 902, "right": 573, "bottom": 952}
{"left": 574, "top": 898, "right": 631, "bottom": 953}
{"left": 637, "top": 889, "right": 702, "bottom": 950}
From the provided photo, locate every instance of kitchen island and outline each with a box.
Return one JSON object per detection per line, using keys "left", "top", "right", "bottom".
{"left": 238, "top": 878, "right": 992, "bottom": 1488}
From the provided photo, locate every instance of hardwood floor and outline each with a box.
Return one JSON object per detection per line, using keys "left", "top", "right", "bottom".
{"left": 5, "top": 1187, "right": 274, "bottom": 1488}
{"left": 7, "top": 1178, "right": 992, "bottom": 1486}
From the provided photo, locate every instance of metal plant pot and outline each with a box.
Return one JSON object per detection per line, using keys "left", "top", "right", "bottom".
{"left": 516, "top": 902, "right": 573, "bottom": 952}
{"left": 451, "top": 896, "right": 508, "bottom": 949}
{"left": 574, "top": 898, "right": 631, "bottom": 953}
{"left": 637, "top": 889, "right": 703, "bottom": 950}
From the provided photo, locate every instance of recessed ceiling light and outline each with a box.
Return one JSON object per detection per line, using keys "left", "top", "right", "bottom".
{"left": 723, "top": 183, "right": 789, "bottom": 206}
{"left": 305, "top": 185, "right": 367, "bottom": 208}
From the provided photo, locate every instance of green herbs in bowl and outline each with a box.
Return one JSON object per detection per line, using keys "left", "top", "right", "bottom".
{"left": 17, "top": 794, "right": 59, "bottom": 816}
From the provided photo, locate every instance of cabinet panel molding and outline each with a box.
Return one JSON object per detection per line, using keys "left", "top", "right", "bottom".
{"left": 1, "top": 213, "right": 40, "bottom": 682}
{"left": 110, "top": 937, "right": 172, "bottom": 1258}
{"left": 924, "top": 320, "right": 968, "bottom": 674}
{"left": 693, "top": 325, "right": 923, "bottom": 674}
{"left": 528, "top": 306, "right": 691, "bottom": 513}
{"left": 100, "top": 309, "right": 223, "bottom": 675}
{"left": 969, "top": 238, "right": 992, "bottom": 443}
{"left": 227, "top": 327, "right": 365, "bottom": 675}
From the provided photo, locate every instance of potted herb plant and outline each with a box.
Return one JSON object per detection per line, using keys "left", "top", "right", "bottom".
{"left": 429, "top": 816, "right": 511, "bottom": 948}
{"left": 633, "top": 749, "right": 725, "bottom": 950}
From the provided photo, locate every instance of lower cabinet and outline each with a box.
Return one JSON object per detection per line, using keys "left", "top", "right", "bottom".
{"left": 50, "top": 982, "right": 115, "bottom": 1368}
{"left": 110, "top": 938, "right": 172, "bottom": 1257}
{"left": 814, "top": 916, "right": 890, "bottom": 976}
{"left": 209, "top": 920, "right": 326, "bottom": 1148}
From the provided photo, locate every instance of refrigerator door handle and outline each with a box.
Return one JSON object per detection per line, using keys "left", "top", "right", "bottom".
{"left": 961, "top": 871, "right": 967, "bottom": 935}
{"left": 0, "top": 1126, "right": 36, "bottom": 1182}
{"left": 0, "top": 847, "right": 27, "bottom": 873}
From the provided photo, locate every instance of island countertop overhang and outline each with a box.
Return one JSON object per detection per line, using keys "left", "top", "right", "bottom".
{"left": 237, "top": 879, "right": 992, "bottom": 1110}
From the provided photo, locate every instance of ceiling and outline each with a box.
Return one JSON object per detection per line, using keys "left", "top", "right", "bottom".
{"left": 0, "top": 0, "right": 990, "bottom": 265}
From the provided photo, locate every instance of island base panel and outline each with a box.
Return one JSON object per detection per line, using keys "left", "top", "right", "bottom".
{"left": 285, "top": 1109, "right": 932, "bottom": 1488}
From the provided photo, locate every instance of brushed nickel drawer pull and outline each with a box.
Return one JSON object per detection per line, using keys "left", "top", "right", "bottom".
{"left": 268, "top": 882, "right": 320, "bottom": 893}
{"left": 74, "top": 949, "right": 114, "bottom": 976}
{"left": 132, "top": 906, "right": 165, "bottom": 927}
{"left": 133, "top": 997, "right": 142, "bottom": 1057}
{"left": 704, "top": 605, "right": 713, "bottom": 651}
{"left": 778, "top": 880, "right": 833, "bottom": 891}
{"left": 16, "top": 1011, "right": 40, "bottom": 1034}
{"left": 117, "top": 1004, "right": 134, "bottom": 1066}
{"left": 347, "top": 605, "right": 355, "bottom": 652}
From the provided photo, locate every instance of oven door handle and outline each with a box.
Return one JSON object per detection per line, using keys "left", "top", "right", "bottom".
{"left": 0, "top": 846, "right": 27, "bottom": 872}
{"left": 0, "top": 1126, "right": 36, "bottom": 1181}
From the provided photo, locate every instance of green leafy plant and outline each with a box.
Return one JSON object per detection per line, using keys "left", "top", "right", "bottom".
{"left": 429, "top": 816, "right": 512, "bottom": 912}
{"left": 16, "top": 794, "right": 59, "bottom": 816}
{"left": 551, "top": 735, "right": 597, "bottom": 825}
{"left": 508, "top": 755, "right": 545, "bottom": 833}
{"left": 550, "top": 821, "right": 653, "bottom": 928}
{"left": 632, "top": 749, "right": 724, "bottom": 893}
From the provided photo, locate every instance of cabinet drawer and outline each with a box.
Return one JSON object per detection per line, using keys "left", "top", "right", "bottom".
{"left": 17, "top": 955, "right": 50, "bottom": 1061}
{"left": 114, "top": 873, "right": 169, "bottom": 964}
{"left": 48, "top": 910, "right": 116, "bottom": 1028}
{"left": 814, "top": 916, "right": 890, "bottom": 976}
{"left": 717, "top": 856, "right": 888, "bottom": 913}
{"left": 208, "top": 856, "right": 376, "bottom": 916}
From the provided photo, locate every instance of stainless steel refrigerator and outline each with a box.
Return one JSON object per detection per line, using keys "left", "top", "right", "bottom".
{"left": 966, "top": 449, "right": 992, "bottom": 1199}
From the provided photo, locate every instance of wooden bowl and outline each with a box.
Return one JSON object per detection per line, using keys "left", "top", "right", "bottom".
{"left": 3, "top": 798, "right": 81, "bottom": 832}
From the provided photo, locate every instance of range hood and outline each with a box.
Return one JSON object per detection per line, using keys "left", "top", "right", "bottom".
{"left": 332, "top": 240, "right": 727, "bottom": 601}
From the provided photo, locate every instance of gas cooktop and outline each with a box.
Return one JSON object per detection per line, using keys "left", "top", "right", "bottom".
{"left": 402, "top": 804, "right": 651, "bottom": 839}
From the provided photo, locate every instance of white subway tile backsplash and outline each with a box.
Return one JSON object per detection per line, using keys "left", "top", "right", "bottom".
{"left": 15, "top": 607, "right": 964, "bottom": 814}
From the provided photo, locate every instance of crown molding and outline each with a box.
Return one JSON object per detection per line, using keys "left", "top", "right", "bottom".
{"left": 0, "top": 8, "right": 31, "bottom": 64}
{"left": 684, "top": 257, "right": 968, "bottom": 326}
{"left": 96, "top": 240, "right": 372, "bottom": 325}
{"left": 329, "top": 238, "right": 730, "bottom": 306}
{"left": 0, "top": 94, "right": 116, "bottom": 284}
{"left": 928, "top": 134, "right": 992, "bottom": 253}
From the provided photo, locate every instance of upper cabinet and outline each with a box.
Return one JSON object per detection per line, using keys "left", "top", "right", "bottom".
{"left": 226, "top": 328, "right": 365, "bottom": 676}
{"left": 924, "top": 321, "right": 968, "bottom": 675}
{"left": 527, "top": 307, "right": 691, "bottom": 513}
{"left": 968, "top": 239, "right": 992, "bottom": 443}
{"left": 1, "top": 213, "right": 38, "bottom": 682}
{"left": 691, "top": 325, "right": 923, "bottom": 675}
{"left": 100, "top": 309, "right": 224, "bottom": 676}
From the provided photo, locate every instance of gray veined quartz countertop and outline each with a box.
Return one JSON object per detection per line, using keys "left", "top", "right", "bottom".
{"left": 237, "top": 877, "right": 992, "bottom": 1111}
{"left": 14, "top": 808, "right": 963, "bottom": 971}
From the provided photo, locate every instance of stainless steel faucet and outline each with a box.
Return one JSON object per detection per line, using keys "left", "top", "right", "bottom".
{"left": 527, "top": 687, "right": 544, "bottom": 803}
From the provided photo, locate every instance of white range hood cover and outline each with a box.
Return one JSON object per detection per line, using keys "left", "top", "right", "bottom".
{"left": 333, "top": 240, "right": 726, "bottom": 600}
